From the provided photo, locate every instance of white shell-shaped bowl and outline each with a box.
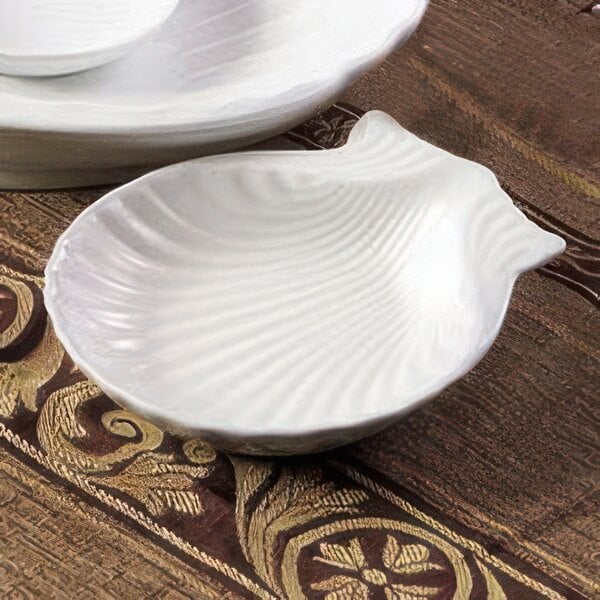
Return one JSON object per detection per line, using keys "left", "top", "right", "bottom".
{"left": 0, "top": 0, "right": 179, "bottom": 76}
{"left": 44, "top": 112, "right": 566, "bottom": 455}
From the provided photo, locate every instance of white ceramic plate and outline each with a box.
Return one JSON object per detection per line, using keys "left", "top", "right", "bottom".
{"left": 0, "top": 0, "right": 428, "bottom": 189}
{"left": 0, "top": 0, "right": 179, "bottom": 76}
{"left": 44, "top": 112, "right": 566, "bottom": 455}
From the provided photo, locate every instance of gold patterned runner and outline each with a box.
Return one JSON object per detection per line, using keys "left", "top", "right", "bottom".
{"left": 0, "top": 325, "right": 587, "bottom": 600}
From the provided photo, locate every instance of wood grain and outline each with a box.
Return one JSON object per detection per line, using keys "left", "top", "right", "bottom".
{"left": 0, "top": 449, "right": 240, "bottom": 599}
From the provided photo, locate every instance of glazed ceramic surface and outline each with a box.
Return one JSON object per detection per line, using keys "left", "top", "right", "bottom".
{"left": 0, "top": 0, "right": 427, "bottom": 189}
{"left": 44, "top": 112, "right": 566, "bottom": 455}
{"left": 0, "top": 0, "right": 178, "bottom": 76}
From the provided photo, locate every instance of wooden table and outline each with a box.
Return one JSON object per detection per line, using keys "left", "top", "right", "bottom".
{"left": 1, "top": 1, "right": 598, "bottom": 598}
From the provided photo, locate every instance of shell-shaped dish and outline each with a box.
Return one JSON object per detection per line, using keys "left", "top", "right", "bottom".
{"left": 44, "top": 112, "right": 565, "bottom": 455}
{"left": 0, "top": 0, "right": 179, "bottom": 76}
{"left": 0, "top": 0, "right": 427, "bottom": 188}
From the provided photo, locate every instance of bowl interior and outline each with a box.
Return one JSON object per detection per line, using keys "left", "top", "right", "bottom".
{"left": 41, "top": 175, "right": 481, "bottom": 433}
{"left": 44, "top": 113, "right": 565, "bottom": 447}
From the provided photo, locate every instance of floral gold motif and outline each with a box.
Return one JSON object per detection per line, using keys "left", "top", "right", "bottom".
{"left": 37, "top": 381, "right": 164, "bottom": 472}
{"left": 36, "top": 379, "right": 214, "bottom": 517}
{"left": 382, "top": 537, "right": 444, "bottom": 576}
{"left": 231, "top": 459, "right": 546, "bottom": 599}
{"left": 314, "top": 538, "right": 367, "bottom": 571}
{"left": 183, "top": 438, "right": 217, "bottom": 464}
{"left": 0, "top": 269, "right": 64, "bottom": 418}
{"left": 0, "top": 321, "right": 64, "bottom": 418}
{"left": 0, "top": 274, "right": 34, "bottom": 350}
{"left": 312, "top": 537, "right": 443, "bottom": 600}
{"left": 384, "top": 584, "right": 441, "bottom": 600}
{"left": 91, "top": 451, "right": 208, "bottom": 517}
{"left": 233, "top": 459, "right": 369, "bottom": 594}
{"left": 282, "top": 518, "right": 474, "bottom": 600}
{"left": 311, "top": 575, "right": 369, "bottom": 599}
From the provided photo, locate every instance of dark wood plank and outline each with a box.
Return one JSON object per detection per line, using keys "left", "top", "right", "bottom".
{"left": 0, "top": 450, "right": 239, "bottom": 599}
